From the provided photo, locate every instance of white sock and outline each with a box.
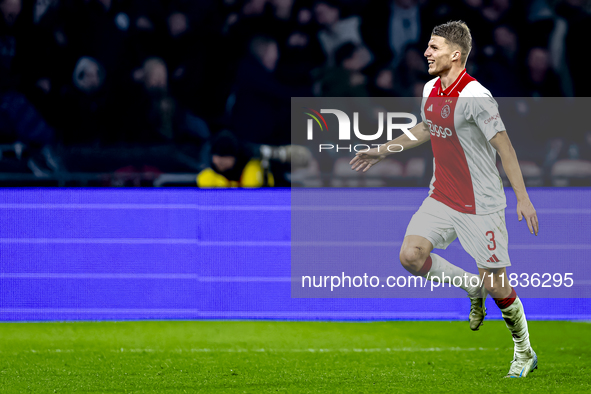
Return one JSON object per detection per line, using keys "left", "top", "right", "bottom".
{"left": 500, "top": 296, "right": 531, "bottom": 357}
{"left": 421, "top": 253, "right": 479, "bottom": 293}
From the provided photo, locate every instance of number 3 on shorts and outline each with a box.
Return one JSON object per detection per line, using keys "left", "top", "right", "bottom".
{"left": 486, "top": 231, "right": 496, "bottom": 251}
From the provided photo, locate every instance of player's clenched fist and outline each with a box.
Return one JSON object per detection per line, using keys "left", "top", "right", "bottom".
{"left": 349, "top": 148, "right": 387, "bottom": 172}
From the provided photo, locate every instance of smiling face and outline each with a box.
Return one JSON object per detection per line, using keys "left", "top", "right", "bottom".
{"left": 424, "top": 35, "right": 461, "bottom": 76}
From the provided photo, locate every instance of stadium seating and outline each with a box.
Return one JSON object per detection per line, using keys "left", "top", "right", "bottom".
{"left": 497, "top": 160, "right": 543, "bottom": 187}
{"left": 551, "top": 159, "right": 591, "bottom": 186}
{"left": 331, "top": 157, "right": 404, "bottom": 187}
{"left": 290, "top": 158, "right": 323, "bottom": 187}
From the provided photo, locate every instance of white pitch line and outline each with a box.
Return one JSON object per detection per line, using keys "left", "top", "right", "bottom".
{"left": 0, "top": 204, "right": 415, "bottom": 211}
{"left": 120, "top": 347, "right": 496, "bottom": 353}
{"left": 291, "top": 241, "right": 402, "bottom": 247}
{"left": 507, "top": 244, "right": 591, "bottom": 250}
{"left": 0, "top": 309, "right": 464, "bottom": 319}
{"left": 0, "top": 204, "right": 290, "bottom": 210}
{"left": 0, "top": 273, "right": 292, "bottom": 281}
{"left": 291, "top": 206, "right": 418, "bottom": 211}
{"left": 0, "top": 239, "right": 586, "bottom": 249}
{"left": 5, "top": 347, "right": 498, "bottom": 354}
{"left": 0, "top": 239, "right": 291, "bottom": 246}
{"left": 0, "top": 204, "right": 588, "bottom": 214}
{"left": 536, "top": 209, "right": 591, "bottom": 214}
{"left": 1, "top": 274, "right": 589, "bottom": 285}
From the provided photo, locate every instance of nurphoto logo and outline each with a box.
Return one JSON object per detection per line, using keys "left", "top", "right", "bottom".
{"left": 303, "top": 108, "right": 417, "bottom": 153}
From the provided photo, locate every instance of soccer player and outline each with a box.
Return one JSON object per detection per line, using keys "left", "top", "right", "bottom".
{"left": 349, "top": 21, "right": 539, "bottom": 378}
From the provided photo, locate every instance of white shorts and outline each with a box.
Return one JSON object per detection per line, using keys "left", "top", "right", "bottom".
{"left": 405, "top": 197, "right": 511, "bottom": 269}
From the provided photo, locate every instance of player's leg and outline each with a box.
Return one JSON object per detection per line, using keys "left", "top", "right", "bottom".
{"left": 450, "top": 208, "right": 524, "bottom": 332}
{"left": 480, "top": 267, "right": 537, "bottom": 378}
{"left": 399, "top": 235, "right": 432, "bottom": 275}
{"left": 400, "top": 235, "right": 477, "bottom": 292}
{"left": 403, "top": 199, "right": 486, "bottom": 330}
{"left": 401, "top": 198, "right": 481, "bottom": 293}
{"left": 451, "top": 209, "right": 536, "bottom": 376}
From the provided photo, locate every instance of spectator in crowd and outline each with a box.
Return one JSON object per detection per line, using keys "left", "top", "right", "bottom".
{"left": 313, "top": 41, "right": 371, "bottom": 97}
{"left": 0, "top": 0, "right": 60, "bottom": 175}
{"left": 227, "top": 0, "right": 283, "bottom": 58}
{"left": 369, "top": 67, "right": 396, "bottom": 97}
{"left": 474, "top": 25, "right": 525, "bottom": 96}
{"left": 15, "top": 0, "right": 73, "bottom": 127}
{"left": 367, "top": 44, "right": 430, "bottom": 97}
{"left": 118, "top": 56, "right": 210, "bottom": 149}
{"left": 0, "top": 0, "right": 24, "bottom": 90}
{"left": 230, "top": 34, "right": 310, "bottom": 146}
{"left": 520, "top": 7, "right": 571, "bottom": 95}
{"left": 314, "top": 0, "right": 369, "bottom": 67}
{"left": 0, "top": 0, "right": 19, "bottom": 26}
{"left": 128, "top": 57, "right": 175, "bottom": 142}
{"left": 273, "top": 1, "right": 326, "bottom": 89}
{"left": 394, "top": 45, "right": 427, "bottom": 96}
{"left": 558, "top": 0, "right": 591, "bottom": 96}
{"left": 197, "top": 130, "right": 273, "bottom": 188}
{"left": 479, "top": 0, "right": 526, "bottom": 42}
{"left": 64, "top": 0, "right": 130, "bottom": 80}
{"left": 361, "top": 0, "right": 422, "bottom": 71}
{"left": 522, "top": 47, "right": 563, "bottom": 97}
{"left": 0, "top": 90, "right": 55, "bottom": 148}
{"left": 123, "top": 0, "right": 167, "bottom": 66}
{"left": 168, "top": 1, "right": 237, "bottom": 129}
{"left": 0, "top": 90, "right": 57, "bottom": 175}
{"left": 57, "top": 56, "right": 115, "bottom": 146}
{"left": 387, "top": 0, "right": 422, "bottom": 67}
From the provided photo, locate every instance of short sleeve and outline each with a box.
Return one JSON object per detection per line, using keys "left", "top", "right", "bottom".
{"left": 464, "top": 95, "right": 506, "bottom": 141}
{"left": 421, "top": 95, "right": 427, "bottom": 124}
{"left": 421, "top": 79, "right": 437, "bottom": 125}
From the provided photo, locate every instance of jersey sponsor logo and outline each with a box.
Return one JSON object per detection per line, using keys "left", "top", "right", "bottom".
{"left": 484, "top": 113, "right": 500, "bottom": 124}
{"left": 441, "top": 104, "right": 451, "bottom": 118}
{"left": 426, "top": 119, "right": 453, "bottom": 139}
{"left": 427, "top": 104, "right": 433, "bottom": 112}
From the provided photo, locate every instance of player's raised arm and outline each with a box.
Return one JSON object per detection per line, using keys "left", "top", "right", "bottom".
{"left": 489, "top": 131, "right": 539, "bottom": 236}
{"left": 350, "top": 121, "right": 431, "bottom": 172}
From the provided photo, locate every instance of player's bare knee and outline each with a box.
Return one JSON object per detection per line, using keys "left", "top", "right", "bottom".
{"left": 398, "top": 247, "right": 416, "bottom": 269}
{"left": 399, "top": 245, "right": 428, "bottom": 273}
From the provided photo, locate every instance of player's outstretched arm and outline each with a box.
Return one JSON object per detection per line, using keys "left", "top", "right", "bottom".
{"left": 490, "top": 131, "right": 539, "bottom": 236}
{"left": 350, "top": 121, "right": 431, "bottom": 172}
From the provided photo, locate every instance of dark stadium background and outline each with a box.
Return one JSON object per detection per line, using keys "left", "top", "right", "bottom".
{"left": 0, "top": 0, "right": 590, "bottom": 321}
{"left": 0, "top": 0, "right": 590, "bottom": 186}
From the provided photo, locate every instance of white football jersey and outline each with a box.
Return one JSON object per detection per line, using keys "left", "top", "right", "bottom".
{"left": 421, "top": 69, "right": 507, "bottom": 215}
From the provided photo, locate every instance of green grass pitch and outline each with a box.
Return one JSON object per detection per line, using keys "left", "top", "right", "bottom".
{"left": 0, "top": 320, "right": 590, "bottom": 393}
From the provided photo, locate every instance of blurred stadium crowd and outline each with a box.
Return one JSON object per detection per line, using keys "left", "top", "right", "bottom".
{"left": 0, "top": 0, "right": 590, "bottom": 186}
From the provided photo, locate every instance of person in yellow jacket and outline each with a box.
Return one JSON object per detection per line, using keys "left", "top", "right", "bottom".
{"left": 197, "top": 130, "right": 274, "bottom": 188}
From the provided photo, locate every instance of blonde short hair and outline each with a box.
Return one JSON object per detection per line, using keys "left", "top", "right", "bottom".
{"left": 432, "top": 20, "right": 472, "bottom": 65}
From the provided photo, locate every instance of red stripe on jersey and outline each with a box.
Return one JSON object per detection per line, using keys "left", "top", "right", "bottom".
{"left": 492, "top": 254, "right": 499, "bottom": 262}
{"left": 487, "top": 258, "right": 491, "bottom": 263}
{"left": 425, "top": 70, "right": 477, "bottom": 214}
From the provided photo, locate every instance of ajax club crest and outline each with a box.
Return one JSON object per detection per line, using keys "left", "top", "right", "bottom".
{"left": 441, "top": 104, "right": 451, "bottom": 119}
